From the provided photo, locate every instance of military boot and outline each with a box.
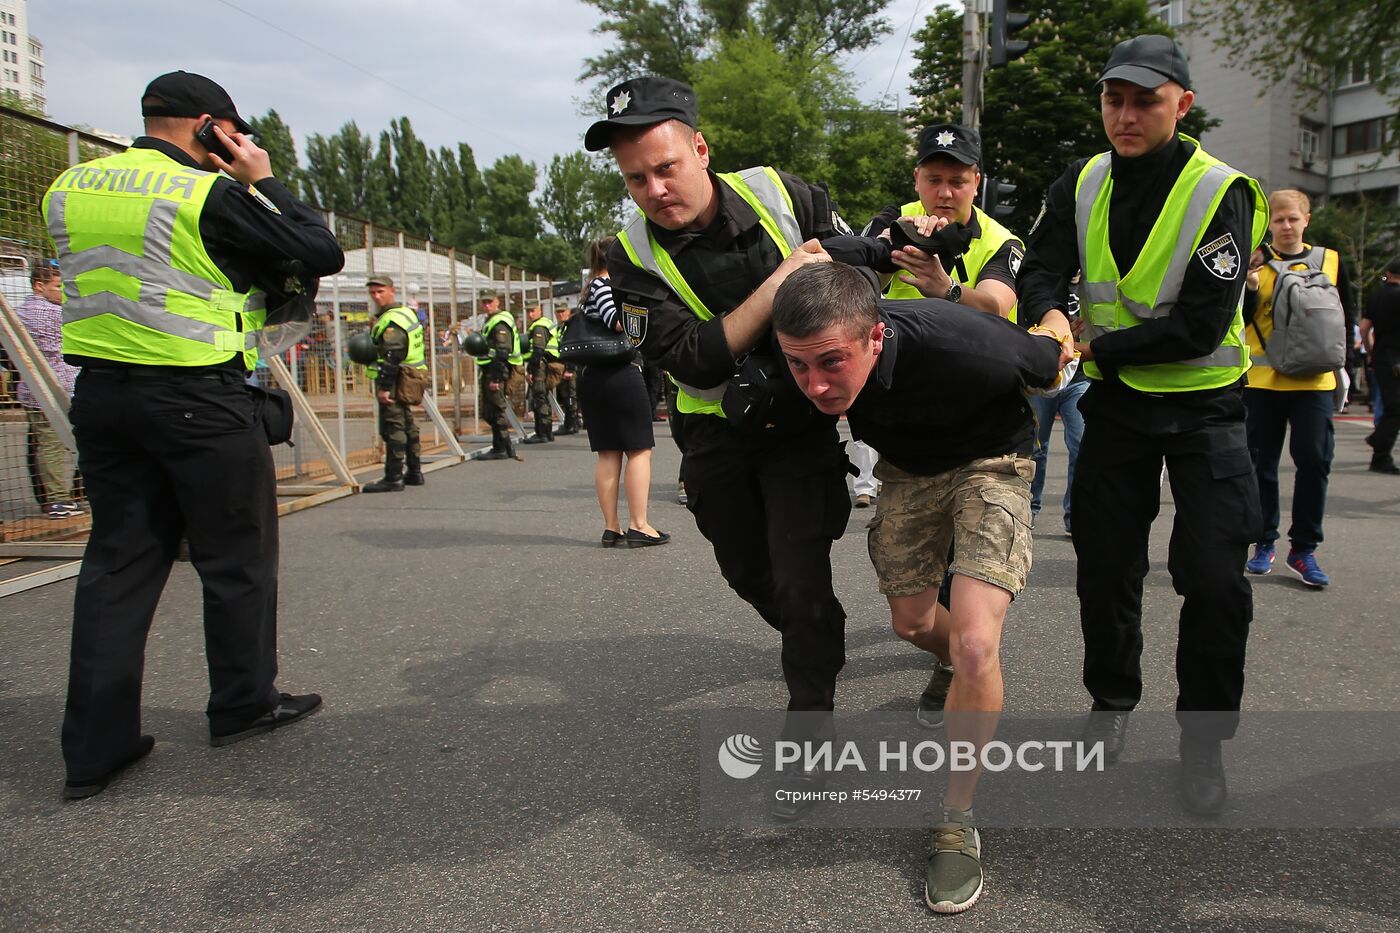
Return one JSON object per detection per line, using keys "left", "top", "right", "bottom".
{"left": 544, "top": 420, "right": 555, "bottom": 442}
{"left": 506, "top": 435, "right": 525, "bottom": 462}
{"left": 477, "top": 427, "right": 510, "bottom": 461}
{"left": 557, "top": 414, "right": 579, "bottom": 436}
{"left": 404, "top": 451, "right": 425, "bottom": 486}
{"left": 523, "top": 415, "right": 549, "bottom": 444}
{"left": 363, "top": 471, "right": 405, "bottom": 493}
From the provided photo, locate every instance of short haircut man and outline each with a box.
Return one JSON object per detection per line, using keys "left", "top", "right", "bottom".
{"left": 773, "top": 261, "right": 1067, "bottom": 914}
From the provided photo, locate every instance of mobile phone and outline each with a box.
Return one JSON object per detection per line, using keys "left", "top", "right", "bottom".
{"left": 195, "top": 118, "right": 235, "bottom": 163}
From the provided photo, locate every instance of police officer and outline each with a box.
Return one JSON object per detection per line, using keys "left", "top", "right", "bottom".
{"left": 44, "top": 71, "right": 343, "bottom": 798}
{"left": 867, "top": 123, "right": 1022, "bottom": 319}
{"left": 865, "top": 123, "right": 1028, "bottom": 729}
{"left": 363, "top": 274, "right": 425, "bottom": 491}
{"left": 521, "top": 303, "right": 560, "bottom": 443}
{"left": 470, "top": 289, "right": 524, "bottom": 461}
{"left": 585, "top": 77, "right": 887, "bottom": 818}
{"left": 1017, "top": 36, "right": 1268, "bottom": 815}
{"left": 553, "top": 303, "right": 581, "bottom": 435}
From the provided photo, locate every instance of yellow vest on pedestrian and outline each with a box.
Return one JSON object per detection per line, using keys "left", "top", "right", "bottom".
{"left": 1244, "top": 244, "right": 1340, "bottom": 391}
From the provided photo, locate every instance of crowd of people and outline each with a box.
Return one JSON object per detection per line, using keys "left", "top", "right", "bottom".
{"left": 19, "top": 37, "right": 1400, "bottom": 921}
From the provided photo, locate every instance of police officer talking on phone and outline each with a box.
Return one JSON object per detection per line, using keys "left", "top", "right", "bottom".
{"left": 43, "top": 71, "right": 344, "bottom": 799}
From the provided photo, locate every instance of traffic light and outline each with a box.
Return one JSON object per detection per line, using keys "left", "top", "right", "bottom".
{"left": 983, "top": 176, "right": 1017, "bottom": 219}
{"left": 989, "top": 0, "right": 1030, "bottom": 68}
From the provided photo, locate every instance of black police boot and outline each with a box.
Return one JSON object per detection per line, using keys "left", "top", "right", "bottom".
{"left": 1369, "top": 455, "right": 1400, "bottom": 475}
{"left": 1082, "top": 708, "right": 1130, "bottom": 765}
{"left": 557, "top": 414, "right": 579, "bottom": 436}
{"left": 771, "top": 766, "right": 828, "bottom": 822}
{"left": 1178, "top": 735, "right": 1228, "bottom": 816}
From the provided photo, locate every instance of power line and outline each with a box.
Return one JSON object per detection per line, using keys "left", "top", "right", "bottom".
{"left": 210, "top": 0, "right": 544, "bottom": 159}
{"left": 884, "top": 0, "right": 933, "bottom": 99}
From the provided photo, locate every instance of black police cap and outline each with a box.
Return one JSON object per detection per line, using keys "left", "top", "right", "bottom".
{"left": 915, "top": 124, "right": 981, "bottom": 167}
{"left": 1098, "top": 34, "right": 1192, "bottom": 91}
{"left": 584, "top": 77, "right": 698, "bottom": 152}
{"left": 141, "top": 71, "right": 254, "bottom": 135}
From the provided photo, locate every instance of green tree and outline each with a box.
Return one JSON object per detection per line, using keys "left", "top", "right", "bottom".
{"left": 430, "top": 143, "right": 485, "bottom": 249}
{"left": 580, "top": 0, "right": 893, "bottom": 86}
{"left": 1190, "top": 0, "right": 1400, "bottom": 141}
{"left": 694, "top": 29, "right": 908, "bottom": 225}
{"left": 1309, "top": 196, "right": 1400, "bottom": 308}
{"left": 248, "top": 109, "right": 302, "bottom": 198}
{"left": 539, "top": 152, "right": 627, "bottom": 262}
{"left": 302, "top": 121, "right": 391, "bottom": 221}
{"left": 907, "top": 0, "right": 1217, "bottom": 235}
{"left": 385, "top": 117, "right": 432, "bottom": 235}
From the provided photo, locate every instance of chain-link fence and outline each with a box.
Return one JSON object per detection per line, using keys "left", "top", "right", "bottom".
{"left": 0, "top": 103, "right": 558, "bottom": 548}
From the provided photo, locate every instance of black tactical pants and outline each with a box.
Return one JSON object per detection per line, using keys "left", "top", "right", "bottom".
{"left": 63, "top": 367, "right": 281, "bottom": 781}
{"left": 1071, "top": 380, "right": 1260, "bottom": 740}
{"left": 681, "top": 416, "right": 851, "bottom": 721}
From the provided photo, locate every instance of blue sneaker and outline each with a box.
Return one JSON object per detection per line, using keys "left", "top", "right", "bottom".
{"left": 1285, "top": 549, "right": 1330, "bottom": 588}
{"left": 1245, "top": 543, "right": 1274, "bottom": 575}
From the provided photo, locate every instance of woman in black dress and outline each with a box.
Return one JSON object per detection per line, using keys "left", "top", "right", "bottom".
{"left": 578, "top": 237, "right": 670, "bottom": 548}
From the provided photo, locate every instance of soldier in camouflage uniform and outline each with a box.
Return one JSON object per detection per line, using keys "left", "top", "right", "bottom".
{"left": 468, "top": 290, "right": 524, "bottom": 462}
{"left": 521, "top": 304, "right": 561, "bottom": 444}
{"left": 364, "top": 275, "right": 424, "bottom": 492}
{"left": 553, "top": 304, "right": 581, "bottom": 435}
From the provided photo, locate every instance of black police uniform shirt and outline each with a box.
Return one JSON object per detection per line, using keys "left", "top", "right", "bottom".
{"left": 606, "top": 168, "right": 880, "bottom": 401}
{"left": 64, "top": 136, "right": 344, "bottom": 371}
{"left": 846, "top": 299, "right": 1061, "bottom": 476}
{"left": 862, "top": 205, "right": 1021, "bottom": 292}
{"left": 1016, "top": 135, "right": 1254, "bottom": 391}
{"left": 1365, "top": 281, "right": 1400, "bottom": 358}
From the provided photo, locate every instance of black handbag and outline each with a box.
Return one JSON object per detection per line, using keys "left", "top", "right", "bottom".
{"left": 559, "top": 312, "right": 634, "bottom": 365}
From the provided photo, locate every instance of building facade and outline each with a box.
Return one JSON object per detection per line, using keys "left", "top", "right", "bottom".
{"left": 1161, "top": 0, "right": 1397, "bottom": 205}
{"left": 0, "top": 0, "right": 43, "bottom": 110}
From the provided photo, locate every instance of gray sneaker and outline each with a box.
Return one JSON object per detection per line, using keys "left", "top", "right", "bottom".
{"left": 925, "top": 806, "right": 984, "bottom": 914}
{"left": 915, "top": 662, "right": 955, "bottom": 729}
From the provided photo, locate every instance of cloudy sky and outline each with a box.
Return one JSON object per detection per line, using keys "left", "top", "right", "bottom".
{"left": 31, "top": 0, "right": 935, "bottom": 170}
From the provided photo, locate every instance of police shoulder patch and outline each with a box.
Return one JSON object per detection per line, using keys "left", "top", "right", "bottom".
{"left": 621, "top": 303, "right": 648, "bottom": 347}
{"left": 247, "top": 184, "right": 283, "bottom": 215}
{"left": 831, "top": 211, "right": 854, "bottom": 236}
{"left": 1196, "top": 233, "right": 1240, "bottom": 280}
{"left": 1008, "top": 246, "right": 1024, "bottom": 279}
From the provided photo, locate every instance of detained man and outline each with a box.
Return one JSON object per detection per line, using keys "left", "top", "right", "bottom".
{"left": 771, "top": 262, "right": 1073, "bottom": 914}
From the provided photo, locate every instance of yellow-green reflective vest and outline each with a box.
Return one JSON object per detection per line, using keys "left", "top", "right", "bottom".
{"left": 617, "top": 166, "right": 799, "bottom": 417}
{"left": 1075, "top": 135, "right": 1267, "bottom": 392}
{"left": 884, "top": 202, "right": 1022, "bottom": 322}
{"left": 476, "top": 308, "right": 523, "bottom": 366}
{"left": 42, "top": 147, "right": 267, "bottom": 369}
{"left": 524, "top": 316, "right": 560, "bottom": 359}
{"left": 366, "top": 306, "right": 425, "bottom": 378}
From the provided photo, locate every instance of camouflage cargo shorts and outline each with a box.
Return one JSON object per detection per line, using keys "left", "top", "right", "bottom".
{"left": 866, "top": 453, "right": 1035, "bottom": 598}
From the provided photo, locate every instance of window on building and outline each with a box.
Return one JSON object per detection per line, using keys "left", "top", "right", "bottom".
{"left": 1296, "top": 120, "right": 1323, "bottom": 164}
{"left": 1333, "top": 118, "right": 1390, "bottom": 156}
{"left": 1336, "top": 60, "right": 1371, "bottom": 88}
{"left": 1151, "top": 0, "right": 1185, "bottom": 26}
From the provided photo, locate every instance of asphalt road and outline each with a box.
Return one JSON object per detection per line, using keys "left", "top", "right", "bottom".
{"left": 1, "top": 416, "right": 1397, "bottom": 932}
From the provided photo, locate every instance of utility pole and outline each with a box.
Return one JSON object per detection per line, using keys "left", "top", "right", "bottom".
{"left": 961, "top": 2, "right": 984, "bottom": 131}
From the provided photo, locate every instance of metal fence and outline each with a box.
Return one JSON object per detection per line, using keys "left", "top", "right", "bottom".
{"left": 0, "top": 103, "right": 558, "bottom": 549}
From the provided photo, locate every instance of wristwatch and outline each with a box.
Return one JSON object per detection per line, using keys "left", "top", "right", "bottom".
{"left": 945, "top": 282, "right": 963, "bottom": 303}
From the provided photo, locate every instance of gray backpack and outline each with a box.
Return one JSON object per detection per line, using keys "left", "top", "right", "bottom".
{"left": 1253, "top": 247, "right": 1346, "bottom": 377}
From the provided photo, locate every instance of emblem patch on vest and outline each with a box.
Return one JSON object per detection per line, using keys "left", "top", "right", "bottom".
{"left": 622, "top": 303, "right": 648, "bottom": 346}
{"left": 1196, "top": 233, "right": 1240, "bottom": 280}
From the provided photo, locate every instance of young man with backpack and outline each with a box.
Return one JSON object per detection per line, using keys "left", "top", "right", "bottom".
{"left": 1242, "top": 188, "right": 1356, "bottom": 587}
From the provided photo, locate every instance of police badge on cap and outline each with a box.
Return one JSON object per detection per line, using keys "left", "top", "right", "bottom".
{"left": 584, "top": 77, "right": 699, "bottom": 151}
